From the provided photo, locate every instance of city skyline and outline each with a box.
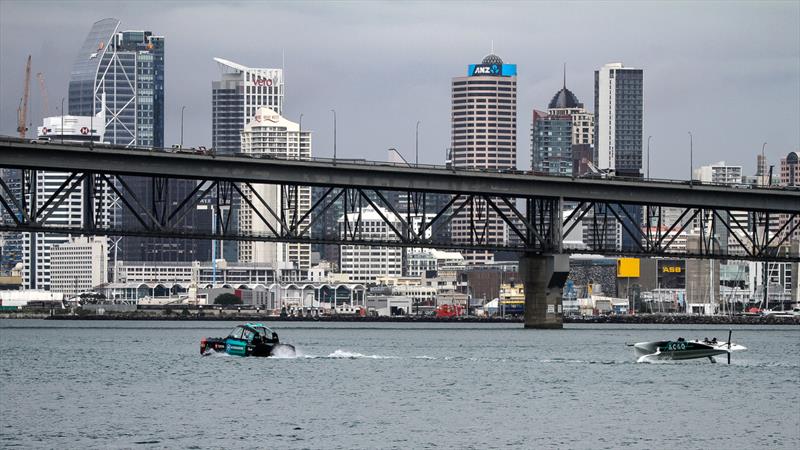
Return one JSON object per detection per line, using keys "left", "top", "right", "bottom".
{"left": 1, "top": 1, "right": 798, "bottom": 178}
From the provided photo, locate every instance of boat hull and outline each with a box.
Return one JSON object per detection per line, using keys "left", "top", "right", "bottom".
{"left": 633, "top": 340, "right": 745, "bottom": 362}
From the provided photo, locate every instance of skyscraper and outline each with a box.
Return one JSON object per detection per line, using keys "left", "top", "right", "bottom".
{"left": 69, "top": 18, "right": 164, "bottom": 148}
{"left": 594, "top": 62, "right": 643, "bottom": 176}
{"left": 450, "top": 53, "right": 517, "bottom": 264}
{"left": 211, "top": 58, "right": 285, "bottom": 263}
{"left": 68, "top": 19, "right": 208, "bottom": 264}
{"left": 212, "top": 58, "right": 284, "bottom": 155}
{"left": 594, "top": 62, "right": 643, "bottom": 251}
{"left": 238, "top": 107, "right": 311, "bottom": 271}
{"left": 531, "top": 73, "right": 595, "bottom": 177}
{"left": 531, "top": 110, "right": 573, "bottom": 175}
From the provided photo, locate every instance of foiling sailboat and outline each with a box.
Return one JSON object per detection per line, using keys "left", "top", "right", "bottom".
{"left": 630, "top": 330, "right": 746, "bottom": 364}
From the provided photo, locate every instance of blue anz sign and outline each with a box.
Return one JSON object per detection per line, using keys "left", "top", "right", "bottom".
{"left": 468, "top": 63, "right": 517, "bottom": 77}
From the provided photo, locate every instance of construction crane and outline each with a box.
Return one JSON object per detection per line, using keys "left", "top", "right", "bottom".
{"left": 36, "top": 72, "right": 49, "bottom": 117}
{"left": 16, "top": 55, "right": 31, "bottom": 139}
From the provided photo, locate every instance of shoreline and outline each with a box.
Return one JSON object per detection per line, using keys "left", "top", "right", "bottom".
{"left": 1, "top": 312, "right": 797, "bottom": 325}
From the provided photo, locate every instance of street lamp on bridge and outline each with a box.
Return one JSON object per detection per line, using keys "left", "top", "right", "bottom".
{"left": 331, "top": 109, "right": 337, "bottom": 163}
{"left": 415, "top": 120, "right": 421, "bottom": 166}
{"left": 180, "top": 105, "right": 186, "bottom": 148}
{"left": 688, "top": 131, "right": 693, "bottom": 184}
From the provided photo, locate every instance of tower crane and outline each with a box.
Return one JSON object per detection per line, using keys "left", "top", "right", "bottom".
{"left": 16, "top": 55, "right": 31, "bottom": 139}
{"left": 36, "top": 72, "right": 50, "bottom": 117}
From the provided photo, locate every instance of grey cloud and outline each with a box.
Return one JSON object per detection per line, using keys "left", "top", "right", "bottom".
{"left": 1, "top": 0, "right": 797, "bottom": 178}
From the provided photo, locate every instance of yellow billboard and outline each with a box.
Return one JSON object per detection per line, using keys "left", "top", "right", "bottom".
{"left": 617, "top": 258, "right": 640, "bottom": 278}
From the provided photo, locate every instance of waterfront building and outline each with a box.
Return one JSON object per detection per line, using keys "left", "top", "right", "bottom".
{"left": 0, "top": 168, "right": 22, "bottom": 274}
{"left": 98, "top": 281, "right": 365, "bottom": 309}
{"left": 212, "top": 58, "right": 284, "bottom": 155}
{"left": 406, "top": 249, "right": 465, "bottom": 278}
{"left": 339, "top": 206, "right": 404, "bottom": 283}
{"left": 749, "top": 257, "right": 797, "bottom": 306}
{"left": 450, "top": 53, "right": 517, "bottom": 264}
{"left": 593, "top": 62, "right": 643, "bottom": 176}
{"left": 238, "top": 107, "right": 311, "bottom": 270}
{"left": 113, "top": 259, "right": 302, "bottom": 287}
{"left": 22, "top": 112, "right": 112, "bottom": 290}
{"left": 49, "top": 237, "right": 108, "bottom": 296}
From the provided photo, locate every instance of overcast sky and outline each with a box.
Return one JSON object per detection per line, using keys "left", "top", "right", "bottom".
{"left": 1, "top": 1, "right": 798, "bottom": 179}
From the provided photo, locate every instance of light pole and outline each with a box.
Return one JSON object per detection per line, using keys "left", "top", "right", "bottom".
{"left": 688, "top": 131, "right": 693, "bottom": 184}
{"left": 415, "top": 120, "right": 421, "bottom": 166}
{"left": 646, "top": 135, "right": 652, "bottom": 179}
{"left": 60, "top": 97, "right": 65, "bottom": 143}
{"left": 180, "top": 106, "right": 186, "bottom": 148}
{"left": 331, "top": 109, "right": 337, "bottom": 163}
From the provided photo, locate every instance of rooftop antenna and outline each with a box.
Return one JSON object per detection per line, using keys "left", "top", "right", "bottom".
{"left": 563, "top": 62, "right": 567, "bottom": 89}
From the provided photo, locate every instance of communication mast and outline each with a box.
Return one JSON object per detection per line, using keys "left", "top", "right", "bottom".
{"left": 16, "top": 55, "right": 32, "bottom": 138}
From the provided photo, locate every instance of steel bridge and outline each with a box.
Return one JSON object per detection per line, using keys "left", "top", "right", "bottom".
{"left": 1, "top": 138, "right": 798, "bottom": 264}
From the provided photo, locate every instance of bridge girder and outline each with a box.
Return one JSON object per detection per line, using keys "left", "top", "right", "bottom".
{"left": 1, "top": 164, "right": 797, "bottom": 262}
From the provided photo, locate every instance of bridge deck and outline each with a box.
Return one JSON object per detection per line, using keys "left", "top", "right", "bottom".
{"left": 1, "top": 138, "right": 797, "bottom": 213}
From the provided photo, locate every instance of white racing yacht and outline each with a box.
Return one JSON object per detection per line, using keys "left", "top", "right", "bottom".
{"left": 630, "top": 330, "right": 746, "bottom": 364}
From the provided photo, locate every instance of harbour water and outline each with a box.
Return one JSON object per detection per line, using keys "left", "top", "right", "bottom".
{"left": 1, "top": 320, "right": 798, "bottom": 449}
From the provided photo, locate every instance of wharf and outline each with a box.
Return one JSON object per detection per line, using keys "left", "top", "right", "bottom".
{"left": 0, "top": 310, "right": 795, "bottom": 325}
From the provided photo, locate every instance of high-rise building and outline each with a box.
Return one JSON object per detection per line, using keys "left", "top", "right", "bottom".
{"left": 594, "top": 63, "right": 643, "bottom": 176}
{"left": 594, "top": 63, "right": 643, "bottom": 251}
{"left": 211, "top": 58, "right": 284, "bottom": 262}
{"left": 212, "top": 58, "right": 284, "bottom": 155}
{"left": 779, "top": 152, "right": 799, "bottom": 187}
{"left": 692, "top": 161, "right": 745, "bottom": 255}
{"left": 69, "top": 18, "right": 164, "bottom": 147}
{"left": 310, "top": 185, "right": 343, "bottom": 265}
{"left": 238, "top": 107, "right": 311, "bottom": 271}
{"left": 533, "top": 74, "right": 596, "bottom": 177}
{"left": 778, "top": 152, "right": 799, "bottom": 242}
{"left": 531, "top": 110, "right": 573, "bottom": 175}
{"left": 450, "top": 53, "right": 517, "bottom": 264}
{"left": 23, "top": 112, "right": 113, "bottom": 289}
{"left": 68, "top": 19, "right": 206, "bottom": 264}
{"left": 693, "top": 161, "right": 743, "bottom": 185}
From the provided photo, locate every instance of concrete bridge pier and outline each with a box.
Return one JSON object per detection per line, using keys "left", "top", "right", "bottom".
{"left": 520, "top": 253, "right": 570, "bottom": 329}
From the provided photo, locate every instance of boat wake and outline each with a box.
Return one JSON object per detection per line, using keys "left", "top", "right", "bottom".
{"left": 323, "top": 349, "right": 400, "bottom": 359}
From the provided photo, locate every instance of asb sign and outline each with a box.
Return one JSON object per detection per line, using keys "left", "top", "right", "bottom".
{"left": 657, "top": 260, "right": 686, "bottom": 289}
{"left": 468, "top": 63, "right": 517, "bottom": 77}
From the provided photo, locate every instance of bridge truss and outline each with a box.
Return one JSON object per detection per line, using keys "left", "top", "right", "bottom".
{"left": 1, "top": 166, "right": 797, "bottom": 263}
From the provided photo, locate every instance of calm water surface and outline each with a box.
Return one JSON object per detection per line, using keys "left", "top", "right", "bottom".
{"left": 1, "top": 320, "right": 798, "bottom": 449}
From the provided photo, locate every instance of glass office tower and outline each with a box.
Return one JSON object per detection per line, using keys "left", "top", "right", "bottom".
{"left": 68, "top": 19, "right": 210, "bottom": 263}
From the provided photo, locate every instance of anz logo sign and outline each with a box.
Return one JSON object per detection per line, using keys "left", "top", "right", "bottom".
{"left": 468, "top": 63, "right": 515, "bottom": 77}
{"left": 471, "top": 64, "right": 501, "bottom": 76}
